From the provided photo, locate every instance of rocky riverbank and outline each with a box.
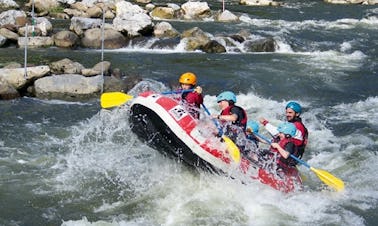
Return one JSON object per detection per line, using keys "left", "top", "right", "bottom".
{"left": 1, "top": 0, "right": 376, "bottom": 101}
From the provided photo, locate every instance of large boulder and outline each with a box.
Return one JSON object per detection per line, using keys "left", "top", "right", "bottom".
{"left": 81, "top": 61, "right": 111, "bottom": 77}
{"left": 0, "top": 0, "right": 19, "bottom": 10}
{"left": 0, "top": 66, "right": 50, "bottom": 89}
{"left": 81, "top": 28, "right": 126, "bottom": 49}
{"left": 34, "top": 74, "right": 103, "bottom": 99}
{"left": 0, "top": 76, "right": 19, "bottom": 100}
{"left": 153, "top": 22, "right": 180, "bottom": 38}
{"left": 70, "top": 16, "right": 102, "bottom": 36}
{"left": 181, "top": 1, "right": 211, "bottom": 20}
{"left": 53, "top": 30, "right": 79, "bottom": 48}
{"left": 0, "top": 10, "right": 26, "bottom": 26}
{"left": 26, "top": 0, "right": 60, "bottom": 13}
{"left": 150, "top": 7, "right": 175, "bottom": 19}
{"left": 244, "top": 37, "right": 276, "bottom": 52}
{"left": 113, "top": 1, "right": 154, "bottom": 37}
{"left": 18, "top": 36, "right": 54, "bottom": 48}
{"left": 49, "top": 58, "right": 84, "bottom": 74}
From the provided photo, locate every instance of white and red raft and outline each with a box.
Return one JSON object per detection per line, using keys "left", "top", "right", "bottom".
{"left": 129, "top": 91, "right": 303, "bottom": 193}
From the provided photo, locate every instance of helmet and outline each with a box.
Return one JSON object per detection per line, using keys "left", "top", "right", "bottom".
{"left": 277, "top": 122, "right": 297, "bottom": 137}
{"left": 216, "top": 91, "right": 236, "bottom": 103}
{"left": 246, "top": 121, "right": 259, "bottom": 133}
{"left": 286, "top": 101, "right": 302, "bottom": 114}
{"left": 179, "top": 72, "right": 197, "bottom": 85}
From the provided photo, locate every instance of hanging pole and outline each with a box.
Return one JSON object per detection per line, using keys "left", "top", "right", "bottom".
{"left": 31, "top": 0, "right": 35, "bottom": 37}
{"left": 24, "top": 24, "right": 28, "bottom": 79}
{"left": 100, "top": 8, "right": 105, "bottom": 93}
{"left": 222, "top": 0, "right": 225, "bottom": 12}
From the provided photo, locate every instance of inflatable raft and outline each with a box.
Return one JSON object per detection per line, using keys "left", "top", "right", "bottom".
{"left": 129, "top": 91, "right": 302, "bottom": 192}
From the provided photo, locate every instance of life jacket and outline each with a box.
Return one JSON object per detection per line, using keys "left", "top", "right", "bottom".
{"left": 181, "top": 91, "right": 203, "bottom": 119}
{"left": 220, "top": 105, "right": 247, "bottom": 129}
{"left": 291, "top": 118, "right": 308, "bottom": 158}
{"left": 181, "top": 92, "right": 202, "bottom": 108}
{"left": 271, "top": 137, "right": 300, "bottom": 168}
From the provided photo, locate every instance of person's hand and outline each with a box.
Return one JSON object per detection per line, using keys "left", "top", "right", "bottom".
{"left": 259, "top": 117, "right": 268, "bottom": 126}
{"left": 270, "top": 142, "right": 280, "bottom": 149}
{"left": 194, "top": 86, "right": 202, "bottom": 94}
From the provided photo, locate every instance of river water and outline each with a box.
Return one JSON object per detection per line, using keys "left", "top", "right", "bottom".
{"left": 0, "top": 1, "right": 377, "bottom": 225}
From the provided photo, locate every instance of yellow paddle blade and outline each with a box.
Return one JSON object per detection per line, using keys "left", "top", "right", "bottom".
{"left": 100, "top": 92, "right": 133, "bottom": 108}
{"left": 310, "top": 167, "right": 345, "bottom": 192}
{"left": 222, "top": 135, "right": 241, "bottom": 163}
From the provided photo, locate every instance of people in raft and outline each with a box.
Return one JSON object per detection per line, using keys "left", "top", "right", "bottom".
{"left": 211, "top": 91, "right": 248, "bottom": 147}
{"left": 258, "top": 122, "right": 303, "bottom": 180}
{"left": 259, "top": 101, "right": 308, "bottom": 159}
{"left": 178, "top": 72, "right": 204, "bottom": 119}
{"left": 245, "top": 120, "right": 262, "bottom": 147}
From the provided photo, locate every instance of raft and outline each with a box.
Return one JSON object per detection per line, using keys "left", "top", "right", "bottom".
{"left": 129, "top": 91, "right": 302, "bottom": 192}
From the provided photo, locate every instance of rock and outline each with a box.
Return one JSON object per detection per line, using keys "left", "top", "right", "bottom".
{"left": 181, "top": 1, "right": 211, "bottom": 20}
{"left": 0, "top": 76, "right": 19, "bottom": 100}
{"left": 217, "top": 10, "right": 239, "bottom": 22}
{"left": 0, "top": 27, "right": 19, "bottom": 41}
{"left": 53, "top": 30, "right": 79, "bottom": 48}
{"left": 245, "top": 37, "right": 276, "bottom": 52}
{"left": 82, "top": 61, "right": 111, "bottom": 77}
{"left": 26, "top": 0, "right": 60, "bottom": 13}
{"left": 69, "top": 16, "right": 102, "bottom": 36}
{"left": 34, "top": 74, "right": 103, "bottom": 99}
{"left": 181, "top": 27, "right": 211, "bottom": 51}
{"left": 0, "top": 34, "right": 7, "bottom": 47}
{"left": 18, "top": 36, "right": 54, "bottom": 48}
{"left": 49, "top": 58, "right": 84, "bottom": 74}
{"left": 113, "top": 1, "right": 154, "bottom": 37}
{"left": 0, "top": 10, "right": 26, "bottom": 26}
{"left": 103, "top": 74, "right": 143, "bottom": 93}
{"left": 153, "top": 21, "right": 180, "bottom": 38}
{"left": 0, "top": 0, "right": 19, "bottom": 10}
{"left": 87, "top": 5, "right": 103, "bottom": 18}
{"left": 0, "top": 65, "right": 50, "bottom": 89}
{"left": 150, "top": 7, "right": 175, "bottom": 19}
{"left": 81, "top": 28, "right": 126, "bottom": 49}
{"left": 201, "top": 40, "right": 226, "bottom": 53}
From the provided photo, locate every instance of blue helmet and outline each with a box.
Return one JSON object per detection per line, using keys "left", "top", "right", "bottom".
{"left": 217, "top": 91, "right": 236, "bottom": 103}
{"left": 246, "top": 121, "right": 259, "bottom": 133}
{"left": 286, "top": 101, "right": 302, "bottom": 114}
{"left": 277, "top": 122, "right": 297, "bottom": 137}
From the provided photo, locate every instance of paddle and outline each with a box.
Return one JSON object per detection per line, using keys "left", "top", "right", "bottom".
{"left": 100, "top": 92, "right": 133, "bottom": 109}
{"left": 100, "top": 89, "right": 194, "bottom": 109}
{"left": 253, "top": 132, "right": 345, "bottom": 192}
{"left": 201, "top": 103, "right": 241, "bottom": 163}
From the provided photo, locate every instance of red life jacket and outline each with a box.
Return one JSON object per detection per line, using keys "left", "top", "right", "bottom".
{"left": 271, "top": 137, "right": 299, "bottom": 168}
{"left": 291, "top": 118, "right": 308, "bottom": 158}
{"left": 220, "top": 105, "right": 247, "bottom": 129}
{"left": 182, "top": 92, "right": 203, "bottom": 108}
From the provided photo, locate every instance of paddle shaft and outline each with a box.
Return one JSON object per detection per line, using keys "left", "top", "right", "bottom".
{"left": 201, "top": 103, "right": 241, "bottom": 163}
{"left": 201, "top": 104, "right": 223, "bottom": 136}
{"left": 161, "top": 89, "right": 194, "bottom": 95}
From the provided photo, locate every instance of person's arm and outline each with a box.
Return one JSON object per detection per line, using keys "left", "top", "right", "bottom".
{"left": 271, "top": 142, "right": 290, "bottom": 159}
{"left": 260, "top": 118, "right": 279, "bottom": 137}
{"left": 214, "top": 114, "right": 238, "bottom": 122}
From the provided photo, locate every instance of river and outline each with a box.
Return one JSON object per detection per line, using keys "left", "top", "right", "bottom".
{"left": 0, "top": 1, "right": 377, "bottom": 225}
